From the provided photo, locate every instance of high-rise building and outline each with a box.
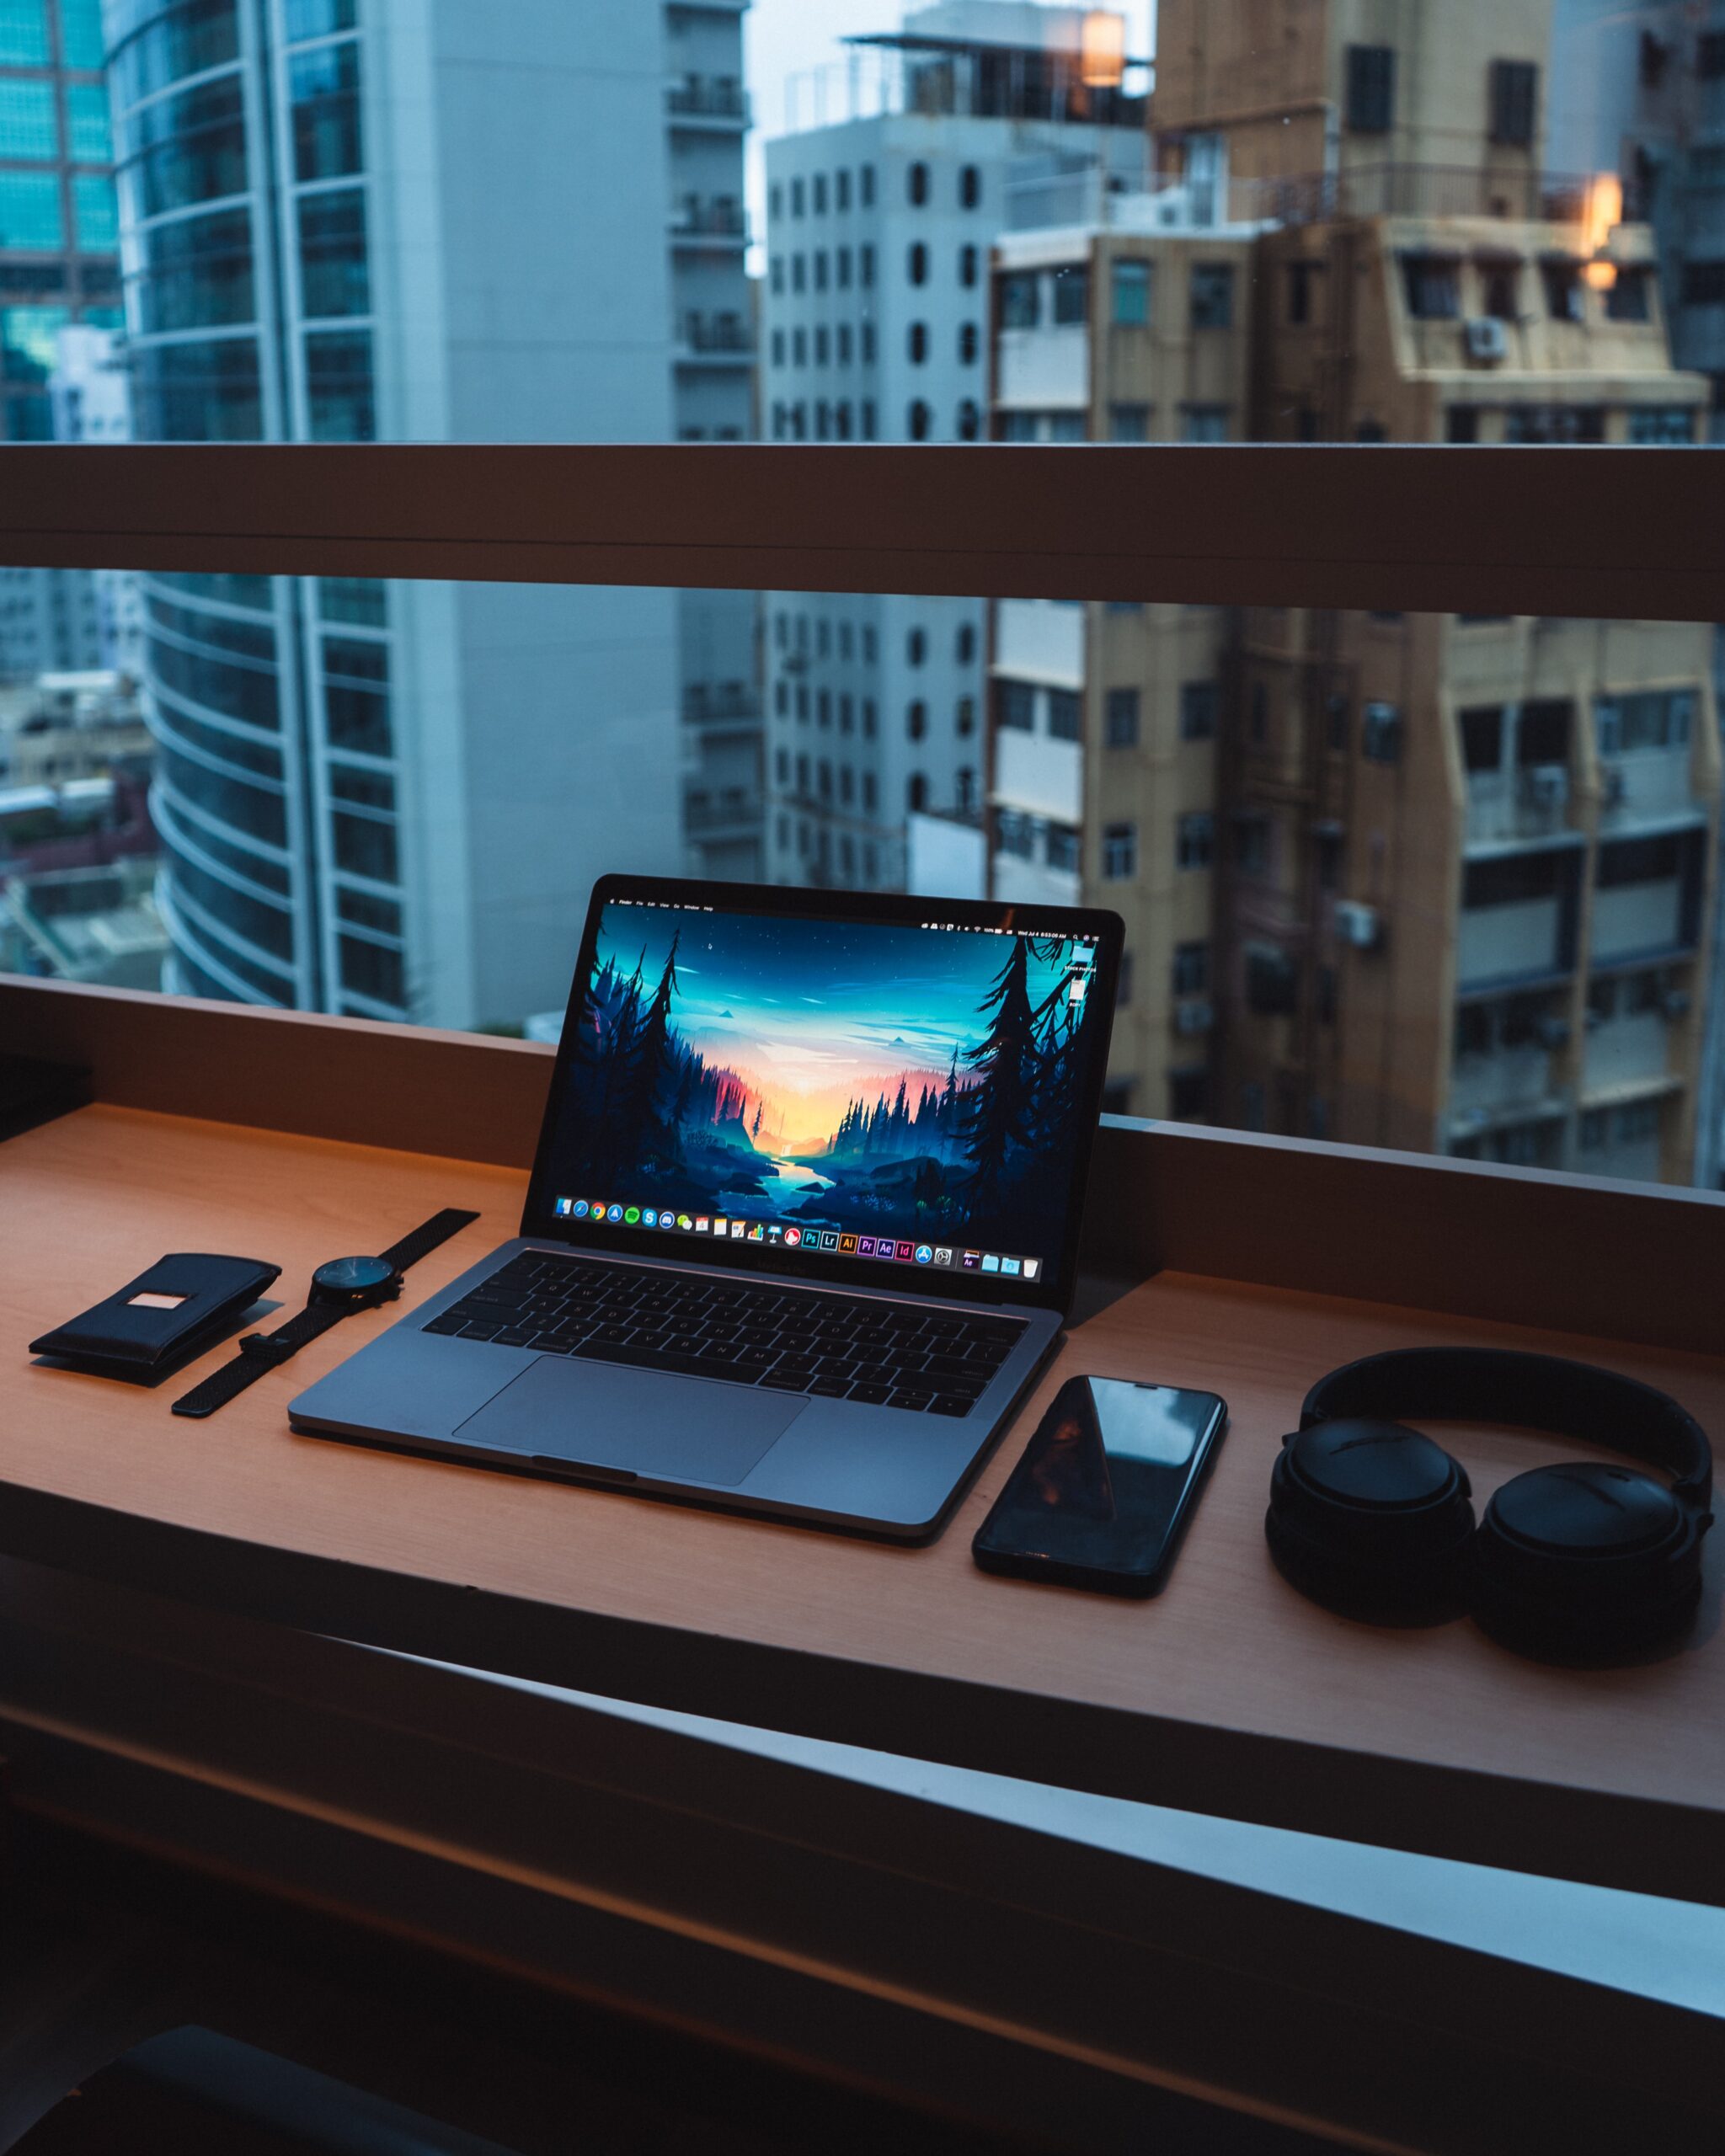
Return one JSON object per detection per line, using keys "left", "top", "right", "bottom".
{"left": 0, "top": 0, "right": 121, "bottom": 680}
{"left": 974, "top": 0, "right": 1722, "bottom": 1184}
{"left": 114, "top": 1, "right": 756, "bottom": 1029}
{"left": 759, "top": 2, "right": 1146, "bottom": 891}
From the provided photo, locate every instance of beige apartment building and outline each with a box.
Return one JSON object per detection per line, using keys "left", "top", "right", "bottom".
{"left": 980, "top": 0, "right": 1722, "bottom": 1179}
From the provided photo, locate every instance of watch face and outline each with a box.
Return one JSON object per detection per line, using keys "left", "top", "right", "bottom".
{"left": 313, "top": 1255, "right": 397, "bottom": 1296}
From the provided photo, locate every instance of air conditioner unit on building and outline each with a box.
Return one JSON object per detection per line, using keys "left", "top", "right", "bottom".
{"left": 1664, "top": 989, "right": 1692, "bottom": 1021}
{"left": 1332, "top": 899, "right": 1381, "bottom": 950}
{"left": 1174, "top": 999, "right": 1215, "bottom": 1036}
{"left": 1464, "top": 317, "right": 1509, "bottom": 364}
{"left": 1522, "top": 763, "right": 1570, "bottom": 808}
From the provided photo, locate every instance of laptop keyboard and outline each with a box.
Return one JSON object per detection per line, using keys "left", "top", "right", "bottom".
{"left": 420, "top": 1250, "right": 1028, "bottom": 1417}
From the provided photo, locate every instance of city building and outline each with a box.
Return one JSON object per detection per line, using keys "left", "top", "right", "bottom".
{"left": 970, "top": 0, "right": 1722, "bottom": 1183}
{"left": 113, "top": 0, "right": 754, "bottom": 1031}
{"left": 0, "top": 0, "right": 121, "bottom": 680}
{"left": 0, "top": 666, "right": 150, "bottom": 786}
{"left": 760, "top": 2, "right": 1146, "bottom": 890}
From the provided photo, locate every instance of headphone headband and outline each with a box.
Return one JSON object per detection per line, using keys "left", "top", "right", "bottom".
{"left": 1300, "top": 1348, "right": 1712, "bottom": 1512}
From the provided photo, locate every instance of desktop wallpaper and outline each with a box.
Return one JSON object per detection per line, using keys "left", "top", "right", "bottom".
{"left": 541, "top": 904, "right": 1107, "bottom": 1272}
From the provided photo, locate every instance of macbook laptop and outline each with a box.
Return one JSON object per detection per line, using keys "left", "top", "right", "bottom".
{"left": 290, "top": 875, "right": 1124, "bottom": 1540}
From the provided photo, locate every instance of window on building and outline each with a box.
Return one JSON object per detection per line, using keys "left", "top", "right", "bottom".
{"left": 791, "top": 178, "right": 805, "bottom": 217}
{"left": 1050, "top": 265, "right": 1088, "bottom": 324}
{"left": 1105, "top": 687, "right": 1140, "bottom": 746}
{"left": 1345, "top": 43, "right": 1396, "bottom": 133}
{"left": 771, "top": 259, "right": 783, "bottom": 296}
{"left": 813, "top": 173, "right": 827, "bottom": 215}
{"left": 1177, "top": 812, "right": 1215, "bottom": 870}
{"left": 1172, "top": 941, "right": 1210, "bottom": 996}
{"left": 959, "top": 163, "right": 981, "bottom": 210}
{"left": 860, "top": 243, "right": 876, "bottom": 289}
{"left": 771, "top": 328, "right": 785, "bottom": 368}
{"left": 1000, "top": 270, "right": 1039, "bottom": 329}
{"left": 1479, "top": 255, "right": 1521, "bottom": 320}
{"left": 1460, "top": 705, "right": 1504, "bottom": 772}
{"left": 1109, "top": 403, "right": 1151, "bottom": 440}
{"left": 792, "top": 254, "right": 805, "bottom": 294}
{"left": 1446, "top": 406, "right": 1480, "bottom": 443}
{"left": 1488, "top": 60, "right": 1538, "bottom": 146}
{"left": 959, "top": 243, "right": 979, "bottom": 288}
{"left": 1402, "top": 253, "right": 1461, "bottom": 319}
{"left": 1048, "top": 690, "right": 1081, "bottom": 740}
{"left": 861, "top": 323, "right": 876, "bottom": 362}
{"left": 1503, "top": 403, "right": 1604, "bottom": 442}
{"left": 908, "top": 160, "right": 929, "bottom": 206}
{"left": 1234, "top": 815, "right": 1272, "bottom": 878}
{"left": 1190, "top": 263, "right": 1235, "bottom": 329}
{"left": 1628, "top": 404, "right": 1694, "bottom": 443}
{"left": 997, "top": 810, "right": 1034, "bottom": 858}
{"left": 959, "top": 320, "right": 978, "bottom": 364}
{"left": 956, "top": 696, "right": 975, "bottom": 736}
{"left": 0, "top": 169, "right": 62, "bottom": 249}
{"left": 0, "top": 79, "right": 56, "bottom": 161}
{"left": 1046, "top": 823, "right": 1080, "bottom": 871}
{"left": 290, "top": 38, "right": 363, "bottom": 181}
{"left": 860, "top": 163, "right": 875, "bottom": 207}
{"left": 1245, "top": 942, "right": 1299, "bottom": 1015}
{"left": 836, "top": 169, "right": 851, "bottom": 211}
{"left": 906, "top": 699, "right": 927, "bottom": 741}
{"left": 836, "top": 248, "right": 852, "bottom": 293}
{"left": 1168, "top": 1069, "right": 1210, "bottom": 1121}
{"left": 996, "top": 680, "right": 1034, "bottom": 731}
{"left": 769, "top": 182, "right": 782, "bottom": 221}
{"left": 1286, "top": 259, "right": 1317, "bottom": 324}
{"left": 907, "top": 771, "right": 927, "bottom": 812}
{"left": 957, "top": 397, "right": 980, "bottom": 440}
{"left": 1541, "top": 258, "right": 1585, "bottom": 323}
{"left": 1681, "top": 259, "right": 1725, "bottom": 306}
{"left": 908, "top": 241, "right": 927, "bottom": 286}
{"left": 1596, "top": 689, "right": 1695, "bottom": 753}
{"left": 1181, "top": 406, "right": 1230, "bottom": 442}
{"left": 1112, "top": 258, "right": 1150, "bottom": 325}
{"left": 907, "top": 398, "right": 931, "bottom": 440}
{"left": 1361, "top": 702, "right": 1402, "bottom": 762}
{"left": 1608, "top": 269, "right": 1653, "bottom": 323}
{"left": 814, "top": 251, "right": 828, "bottom": 292}
{"left": 1180, "top": 680, "right": 1218, "bottom": 739}
{"left": 1102, "top": 821, "right": 1137, "bottom": 878}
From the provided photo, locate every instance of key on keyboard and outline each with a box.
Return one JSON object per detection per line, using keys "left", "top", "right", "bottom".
{"left": 423, "top": 1251, "right": 1025, "bottom": 1414}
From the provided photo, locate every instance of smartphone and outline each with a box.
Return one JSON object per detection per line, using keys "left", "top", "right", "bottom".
{"left": 972, "top": 1375, "right": 1227, "bottom": 1597}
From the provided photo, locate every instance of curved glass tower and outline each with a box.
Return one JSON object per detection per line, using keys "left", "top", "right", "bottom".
{"left": 112, "top": 0, "right": 701, "bottom": 1029}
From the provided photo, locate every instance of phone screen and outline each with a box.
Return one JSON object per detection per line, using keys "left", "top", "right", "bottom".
{"left": 972, "top": 1376, "right": 1226, "bottom": 1595}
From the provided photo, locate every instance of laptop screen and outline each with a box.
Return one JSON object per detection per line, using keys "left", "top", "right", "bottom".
{"left": 533, "top": 889, "right": 1116, "bottom": 1298}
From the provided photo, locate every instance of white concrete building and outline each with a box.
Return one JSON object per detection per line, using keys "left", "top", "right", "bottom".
{"left": 113, "top": 0, "right": 756, "bottom": 1029}
{"left": 759, "top": 2, "right": 1146, "bottom": 889}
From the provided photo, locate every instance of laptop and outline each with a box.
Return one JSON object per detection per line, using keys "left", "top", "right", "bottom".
{"left": 290, "top": 876, "right": 1124, "bottom": 1540}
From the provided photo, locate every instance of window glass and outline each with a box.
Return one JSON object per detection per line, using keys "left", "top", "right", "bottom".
{"left": 71, "top": 173, "right": 118, "bottom": 253}
{"left": 290, "top": 38, "right": 362, "bottom": 182}
{"left": 0, "top": 78, "right": 56, "bottom": 159}
{"left": 0, "top": 169, "right": 62, "bottom": 250}
{"left": 1112, "top": 258, "right": 1150, "bottom": 325}
{"left": 58, "top": 0, "right": 104, "bottom": 68}
{"left": 66, "top": 83, "right": 110, "bottom": 163}
{"left": 0, "top": 0, "right": 49, "bottom": 67}
{"left": 297, "top": 189, "right": 369, "bottom": 318}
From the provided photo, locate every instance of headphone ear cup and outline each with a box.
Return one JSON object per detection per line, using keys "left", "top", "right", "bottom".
{"left": 1475, "top": 1463, "right": 1708, "bottom": 1659}
{"left": 1266, "top": 1419, "right": 1476, "bottom": 1623}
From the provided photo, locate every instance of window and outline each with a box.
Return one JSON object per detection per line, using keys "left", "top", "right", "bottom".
{"left": 996, "top": 680, "right": 1034, "bottom": 731}
{"left": 1345, "top": 44, "right": 1396, "bottom": 133}
{"left": 860, "top": 164, "right": 875, "bottom": 207}
{"left": 1105, "top": 688, "right": 1139, "bottom": 746}
{"left": 771, "top": 259, "right": 783, "bottom": 296}
{"left": 906, "top": 700, "right": 926, "bottom": 740}
{"left": 1048, "top": 690, "right": 1081, "bottom": 741}
{"left": 814, "top": 252, "right": 828, "bottom": 292}
{"left": 908, "top": 321, "right": 927, "bottom": 364}
{"left": 1245, "top": 942, "right": 1299, "bottom": 1015}
{"left": 1177, "top": 813, "right": 1215, "bottom": 869}
{"left": 290, "top": 39, "right": 362, "bottom": 182}
{"left": 959, "top": 164, "right": 980, "bottom": 210}
{"left": 0, "top": 170, "right": 62, "bottom": 251}
{"left": 1447, "top": 407, "right": 1480, "bottom": 443}
{"left": 836, "top": 248, "right": 852, "bottom": 292}
{"left": 1480, "top": 257, "right": 1520, "bottom": 320}
{"left": 1701, "top": 30, "right": 1725, "bottom": 77}
{"left": 1000, "top": 271, "right": 1039, "bottom": 329}
{"left": 908, "top": 161, "right": 928, "bottom": 207}
{"left": 791, "top": 178, "right": 804, "bottom": 218}
{"left": 1608, "top": 269, "right": 1653, "bottom": 323}
{"left": 997, "top": 810, "right": 1033, "bottom": 859}
{"left": 1052, "top": 266, "right": 1088, "bottom": 325}
{"left": 1541, "top": 259, "right": 1585, "bottom": 323}
{"left": 959, "top": 243, "right": 979, "bottom": 288}
{"left": 907, "top": 242, "right": 927, "bottom": 286}
{"left": 1046, "top": 824, "right": 1080, "bottom": 872}
{"left": 1681, "top": 259, "right": 1725, "bottom": 306}
{"left": 1361, "top": 702, "right": 1402, "bottom": 762}
{"left": 1109, "top": 404, "right": 1150, "bottom": 441}
{"left": 957, "top": 398, "right": 980, "bottom": 440}
{"left": 1628, "top": 405, "right": 1694, "bottom": 444}
{"left": 1173, "top": 941, "right": 1210, "bottom": 996}
{"left": 1190, "top": 264, "right": 1235, "bottom": 329}
{"left": 907, "top": 398, "right": 931, "bottom": 440}
{"left": 1180, "top": 680, "right": 1218, "bottom": 740}
{"left": 860, "top": 244, "right": 875, "bottom": 289}
{"left": 1112, "top": 259, "right": 1150, "bottom": 326}
{"left": 955, "top": 696, "right": 975, "bottom": 737}
{"left": 1287, "top": 259, "right": 1316, "bottom": 324}
{"left": 861, "top": 323, "right": 875, "bottom": 361}
{"left": 0, "top": 80, "right": 56, "bottom": 161}
{"left": 1504, "top": 404, "right": 1604, "bottom": 443}
{"left": 1401, "top": 253, "right": 1461, "bottom": 320}
{"left": 792, "top": 255, "right": 805, "bottom": 294}
{"left": 907, "top": 772, "right": 927, "bottom": 813}
{"left": 1102, "top": 821, "right": 1137, "bottom": 878}
{"left": 1461, "top": 706, "right": 1504, "bottom": 772}
{"left": 769, "top": 183, "right": 782, "bottom": 222}
{"left": 1168, "top": 1070, "right": 1210, "bottom": 1122}
{"left": 1182, "top": 406, "right": 1230, "bottom": 443}
{"left": 298, "top": 190, "right": 369, "bottom": 318}
{"left": 1488, "top": 60, "right": 1538, "bottom": 147}
{"left": 836, "top": 170, "right": 850, "bottom": 211}
{"left": 0, "top": 0, "right": 50, "bottom": 65}
{"left": 836, "top": 324, "right": 851, "bottom": 364}
{"left": 813, "top": 174, "right": 826, "bottom": 216}
{"left": 1596, "top": 690, "right": 1695, "bottom": 753}
{"left": 959, "top": 321, "right": 978, "bottom": 364}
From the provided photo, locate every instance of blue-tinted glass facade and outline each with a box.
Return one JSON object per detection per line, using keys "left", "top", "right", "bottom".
{"left": 0, "top": 79, "right": 57, "bottom": 160}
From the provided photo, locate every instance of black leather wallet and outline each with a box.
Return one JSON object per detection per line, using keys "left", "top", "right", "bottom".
{"left": 29, "top": 1254, "right": 282, "bottom": 1381}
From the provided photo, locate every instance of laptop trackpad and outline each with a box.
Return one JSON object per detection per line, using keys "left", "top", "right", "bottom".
{"left": 452, "top": 1355, "right": 804, "bottom": 1487}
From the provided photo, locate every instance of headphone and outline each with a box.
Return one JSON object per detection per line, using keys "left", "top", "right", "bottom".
{"left": 1264, "top": 1348, "right": 1714, "bottom": 1659}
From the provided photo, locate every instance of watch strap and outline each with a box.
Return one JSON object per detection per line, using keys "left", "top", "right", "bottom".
{"left": 377, "top": 1208, "right": 480, "bottom": 1274}
{"left": 172, "top": 1299, "right": 349, "bottom": 1419}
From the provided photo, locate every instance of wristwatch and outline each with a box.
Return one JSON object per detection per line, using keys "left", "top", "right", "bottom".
{"left": 171, "top": 1208, "right": 479, "bottom": 1419}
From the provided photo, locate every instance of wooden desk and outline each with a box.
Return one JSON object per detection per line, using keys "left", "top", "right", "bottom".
{"left": 7, "top": 1099, "right": 1724, "bottom": 1910}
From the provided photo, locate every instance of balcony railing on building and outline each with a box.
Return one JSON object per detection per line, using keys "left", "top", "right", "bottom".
{"left": 670, "top": 196, "right": 747, "bottom": 241}
{"left": 668, "top": 77, "right": 749, "bottom": 124}
{"left": 677, "top": 314, "right": 754, "bottom": 361}
{"left": 1229, "top": 165, "right": 1642, "bottom": 230}
{"left": 684, "top": 787, "right": 761, "bottom": 836}
{"left": 682, "top": 682, "right": 761, "bottom": 725}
